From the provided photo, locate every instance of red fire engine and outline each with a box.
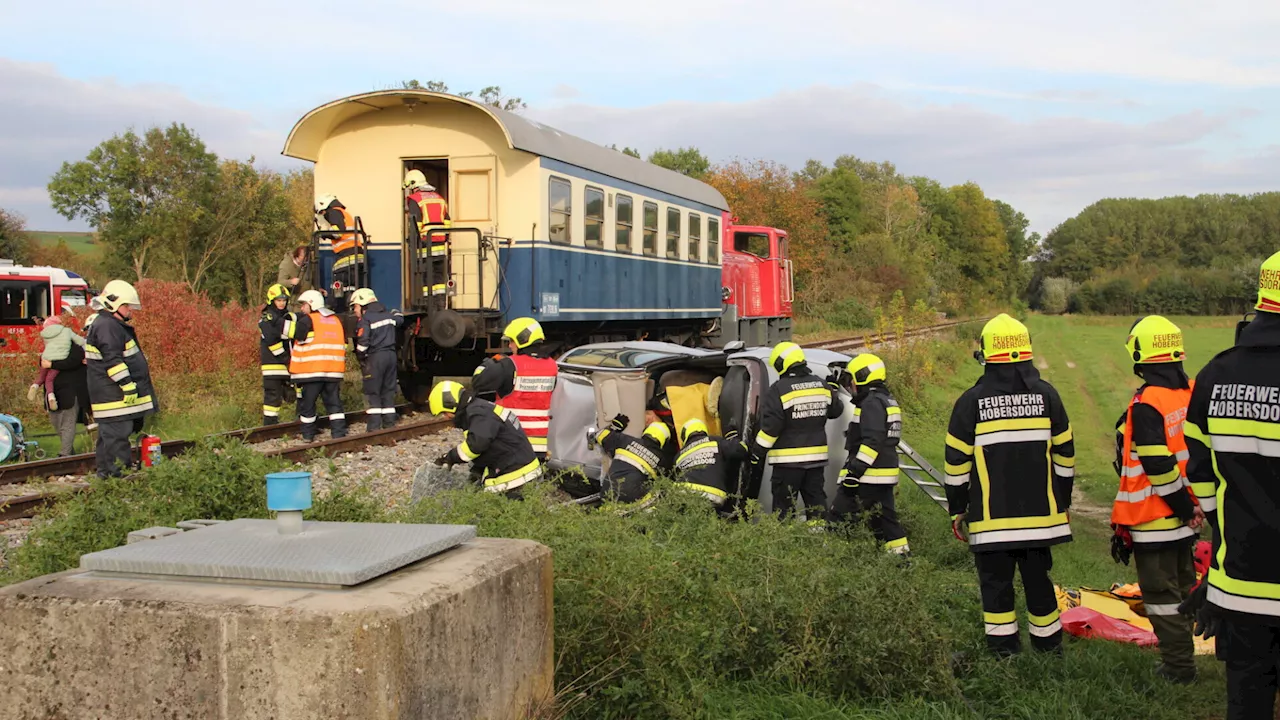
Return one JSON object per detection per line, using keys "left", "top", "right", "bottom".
{"left": 0, "top": 261, "right": 92, "bottom": 354}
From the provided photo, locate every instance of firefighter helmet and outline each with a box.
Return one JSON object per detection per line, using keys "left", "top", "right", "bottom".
{"left": 1126, "top": 315, "right": 1185, "bottom": 364}
{"left": 847, "top": 352, "right": 887, "bottom": 385}
{"left": 503, "top": 317, "right": 545, "bottom": 349}
{"left": 979, "top": 314, "right": 1033, "bottom": 364}
{"left": 296, "top": 289, "right": 325, "bottom": 312}
{"left": 349, "top": 288, "right": 377, "bottom": 307}
{"left": 403, "top": 169, "right": 432, "bottom": 192}
{"left": 643, "top": 421, "right": 672, "bottom": 448}
{"left": 428, "top": 380, "right": 465, "bottom": 416}
{"left": 266, "top": 283, "right": 291, "bottom": 304}
{"left": 314, "top": 194, "right": 337, "bottom": 213}
{"left": 679, "top": 418, "right": 708, "bottom": 446}
{"left": 99, "top": 279, "right": 141, "bottom": 312}
{"left": 769, "top": 341, "right": 806, "bottom": 374}
{"left": 1258, "top": 250, "right": 1280, "bottom": 314}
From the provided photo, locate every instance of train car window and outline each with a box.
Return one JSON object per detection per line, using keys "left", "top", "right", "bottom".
{"left": 642, "top": 202, "right": 658, "bottom": 257}
{"left": 665, "top": 207, "right": 681, "bottom": 259}
{"left": 615, "top": 194, "right": 633, "bottom": 253}
{"left": 549, "top": 177, "right": 572, "bottom": 244}
{"left": 708, "top": 218, "right": 721, "bottom": 264}
{"left": 733, "top": 232, "right": 770, "bottom": 259}
{"left": 687, "top": 213, "right": 702, "bottom": 263}
{"left": 584, "top": 186, "right": 605, "bottom": 249}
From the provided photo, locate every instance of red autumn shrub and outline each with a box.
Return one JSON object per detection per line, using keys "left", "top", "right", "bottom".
{"left": 130, "top": 279, "right": 259, "bottom": 376}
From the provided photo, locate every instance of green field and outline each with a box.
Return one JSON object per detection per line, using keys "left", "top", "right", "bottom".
{"left": 28, "top": 230, "right": 101, "bottom": 258}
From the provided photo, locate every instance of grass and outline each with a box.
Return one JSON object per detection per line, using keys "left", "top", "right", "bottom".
{"left": 27, "top": 230, "right": 101, "bottom": 258}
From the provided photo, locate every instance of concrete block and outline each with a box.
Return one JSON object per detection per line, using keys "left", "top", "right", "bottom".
{"left": 82, "top": 519, "right": 476, "bottom": 586}
{"left": 126, "top": 526, "right": 182, "bottom": 544}
{"left": 0, "top": 538, "right": 554, "bottom": 720}
{"left": 175, "top": 519, "right": 226, "bottom": 530}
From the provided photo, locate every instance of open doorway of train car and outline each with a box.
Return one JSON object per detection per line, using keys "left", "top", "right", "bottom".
{"left": 402, "top": 158, "right": 450, "bottom": 311}
{"left": 403, "top": 159, "right": 449, "bottom": 199}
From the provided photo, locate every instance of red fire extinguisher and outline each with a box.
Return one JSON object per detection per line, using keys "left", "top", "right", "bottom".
{"left": 140, "top": 435, "right": 163, "bottom": 467}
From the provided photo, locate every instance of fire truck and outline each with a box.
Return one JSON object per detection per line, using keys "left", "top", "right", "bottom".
{"left": 0, "top": 260, "right": 92, "bottom": 354}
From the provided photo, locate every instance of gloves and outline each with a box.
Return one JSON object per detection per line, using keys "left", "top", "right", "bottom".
{"left": 1110, "top": 526, "right": 1133, "bottom": 566}
{"left": 433, "top": 453, "right": 453, "bottom": 467}
{"left": 748, "top": 445, "right": 766, "bottom": 467}
{"left": 1179, "top": 581, "right": 1220, "bottom": 640}
{"left": 838, "top": 467, "right": 859, "bottom": 490}
{"left": 724, "top": 429, "right": 739, "bottom": 441}
{"left": 609, "top": 414, "right": 629, "bottom": 432}
{"left": 123, "top": 392, "right": 139, "bottom": 406}
{"left": 951, "top": 513, "right": 968, "bottom": 542}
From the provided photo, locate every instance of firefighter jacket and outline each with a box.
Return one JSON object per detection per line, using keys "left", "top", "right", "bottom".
{"left": 286, "top": 309, "right": 346, "bottom": 381}
{"left": 321, "top": 204, "right": 362, "bottom": 269}
{"left": 407, "top": 190, "right": 451, "bottom": 248}
{"left": 1185, "top": 312, "right": 1280, "bottom": 621}
{"left": 443, "top": 396, "right": 541, "bottom": 493}
{"left": 944, "top": 363, "right": 1075, "bottom": 552}
{"left": 497, "top": 353, "right": 558, "bottom": 454}
{"left": 85, "top": 310, "right": 156, "bottom": 422}
{"left": 674, "top": 431, "right": 746, "bottom": 504}
{"left": 258, "top": 304, "right": 291, "bottom": 377}
{"left": 595, "top": 426, "right": 669, "bottom": 503}
{"left": 354, "top": 302, "right": 402, "bottom": 359}
{"left": 754, "top": 365, "right": 844, "bottom": 467}
{"left": 842, "top": 382, "right": 902, "bottom": 486}
{"left": 1111, "top": 367, "right": 1198, "bottom": 547}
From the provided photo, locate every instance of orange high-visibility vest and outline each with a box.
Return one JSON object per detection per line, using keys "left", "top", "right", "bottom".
{"left": 289, "top": 312, "right": 347, "bottom": 381}
{"left": 1112, "top": 383, "right": 1197, "bottom": 530}
{"left": 498, "top": 354, "right": 557, "bottom": 454}
{"left": 329, "top": 206, "right": 361, "bottom": 256}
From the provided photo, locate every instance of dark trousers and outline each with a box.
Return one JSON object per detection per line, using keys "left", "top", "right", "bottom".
{"left": 50, "top": 401, "right": 79, "bottom": 456}
{"left": 298, "top": 381, "right": 345, "bottom": 440}
{"left": 974, "top": 547, "right": 1062, "bottom": 655}
{"left": 771, "top": 465, "right": 827, "bottom": 519}
{"left": 361, "top": 350, "right": 398, "bottom": 431}
{"left": 262, "top": 377, "right": 289, "bottom": 425}
{"left": 828, "top": 483, "right": 909, "bottom": 552}
{"left": 1134, "top": 542, "right": 1197, "bottom": 678}
{"left": 1218, "top": 620, "right": 1280, "bottom": 720}
{"left": 96, "top": 416, "right": 143, "bottom": 478}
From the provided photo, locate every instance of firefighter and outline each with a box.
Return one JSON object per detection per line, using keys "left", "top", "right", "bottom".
{"left": 473, "top": 318, "right": 558, "bottom": 460}
{"left": 593, "top": 415, "right": 672, "bottom": 504}
{"left": 646, "top": 389, "right": 679, "bottom": 469}
{"left": 315, "top": 195, "right": 363, "bottom": 296}
{"left": 85, "top": 280, "right": 156, "bottom": 477}
{"left": 404, "top": 170, "right": 451, "bottom": 301}
{"left": 750, "top": 341, "right": 844, "bottom": 519}
{"left": 429, "top": 380, "right": 542, "bottom": 494}
{"left": 673, "top": 419, "right": 746, "bottom": 508}
{"left": 284, "top": 289, "right": 347, "bottom": 441}
{"left": 1109, "top": 315, "right": 1204, "bottom": 684}
{"left": 350, "top": 288, "right": 403, "bottom": 431}
{"left": 258, "top": 283, "right": 293, "bottom": 425}
{"left": 1181, "top": 250, "right": 1280, "bottom": 718}
{"left": 944, "top": 313, "right": 1074, "bottom": 656}
{"left": 828, "top": 353, "right": 910, "bottom": 556}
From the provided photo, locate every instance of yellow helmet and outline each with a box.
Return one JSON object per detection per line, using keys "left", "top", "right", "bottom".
{"left": 979, "top": 313, "right": 1033, "bottom": 364}
{"left": 679, "top": 418, "right": 708, "bottom": 446}
{"left": 349, "top": 288, "right": 377, "bottom": 307}
{"left": 503, "top": 317, "right": 545, "bottom": 349}
{"left": 1126, "top": 315, "right": 1185, "bottom": 364}
{"left": 266, "top": 283, "right": 291, "bottom": 304}
{"left": 99, "top": 279, "right": 141, "bottom": 312}
{"left": 769, "top": 341, "right": 806, "bottom": 373}
{"left": 847, "top": 352, "right": 886, "bottom": 385}
{"left": 643, "top": 421, "right": 672, "bottom": 448}
{"left": 1258, "top": 250, "right": 1280, "bottom": 314}
{"left": 428, "top": 380, "right": 465, "bottom": 415}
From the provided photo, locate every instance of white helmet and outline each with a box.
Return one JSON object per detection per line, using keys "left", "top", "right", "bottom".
{"left": 349, "top": 288, "right": 377, "bottom": 307}
{"left": 403, "top": 170, "right": 429, "bottom": 191}
{"left": 314, "top": 194, "right": 337, "bottom": 213}
{"left": 296, "top": 289, "right": 325, "bottom": 311}
{"left": 99, "top": 279, "right": 141, "bottom": 312}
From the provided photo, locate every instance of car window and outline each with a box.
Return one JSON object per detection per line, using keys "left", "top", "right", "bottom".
{"left": 559, "top": 347, "right": 680, "bottom": 369}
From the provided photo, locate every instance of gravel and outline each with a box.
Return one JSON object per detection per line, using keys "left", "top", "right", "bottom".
{"left": 0, "top": 518, "right": 35, "bottom": 572}
{"left": 287, "top": 427, "right": 466, "bottom": 510}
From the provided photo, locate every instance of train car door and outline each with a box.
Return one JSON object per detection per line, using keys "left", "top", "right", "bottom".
{"left": 448, "top": 154, "right": 499, "bottom": 312}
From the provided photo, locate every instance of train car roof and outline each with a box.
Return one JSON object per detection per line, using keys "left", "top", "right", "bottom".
{"left": 283, "top": 90, "right": 729, "bottom": 212}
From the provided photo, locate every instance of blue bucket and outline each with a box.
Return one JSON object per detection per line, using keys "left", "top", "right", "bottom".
{"left": 266, "top": 471, "right": 313, "bottom": 512}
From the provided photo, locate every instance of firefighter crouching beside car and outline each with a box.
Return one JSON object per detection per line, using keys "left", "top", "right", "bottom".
{"left": 593, "top": 415, "right": 673, "bottom": 505}
{"left": 350, "top": 288, "right": 403, "bottom": 431}
{"left": 945, "top": 314, "right": 1074, "bottom": 657}
{"left": 85, "top": 280, "right": 157, "bottom": 477}
{"left": 672, "top": 419, "right": 747, "bottom": 508}
{"left": 429, "top": 380, "right": 541, "bottom": 495}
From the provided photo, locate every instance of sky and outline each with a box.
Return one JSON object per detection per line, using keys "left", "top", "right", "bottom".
{"left": 3, "top": 0, "right": 1279, "bottom": 235}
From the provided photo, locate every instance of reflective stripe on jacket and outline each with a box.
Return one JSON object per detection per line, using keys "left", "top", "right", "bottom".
{"left": 499, "top": 353, "right": 558, "bottom": 453}
{"left": 289, "top": 311, "right": 346, "bottom": 381}
{"left": 1112, "top": 384, "right": 1198, "bottom": 545}
{"left": 85, "top": 310, "right": 156, "bottom": 421}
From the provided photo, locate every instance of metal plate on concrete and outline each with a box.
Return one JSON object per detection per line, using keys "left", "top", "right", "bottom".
{"left": 80, "top": 519, "right": 476, "bottom": 586}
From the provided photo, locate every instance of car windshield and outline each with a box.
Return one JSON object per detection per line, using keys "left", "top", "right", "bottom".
{"left": 558, "top": 347, "right": 680, "bottom": 369}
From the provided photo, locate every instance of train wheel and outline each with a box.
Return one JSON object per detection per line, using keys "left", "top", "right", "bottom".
{"left": 399, "top": 371, "right": 433, "bottom": 407}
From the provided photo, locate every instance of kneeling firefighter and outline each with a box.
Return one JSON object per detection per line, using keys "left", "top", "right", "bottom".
{"left": 350, "top": 288, "right": 403, "bottom": 431}
{"left": 285, "top": 290, "right": 347, "bottom": 441}
{"left": 429, "top": 381, "right": 542, "bottom": 494}
{"left": 258, "top": 283, "right": 293, "bottom": 425}
{"left": 592, "top": 415, "right": 673, "bottom": 503}
{"left": 828, "top": 353, "right": 910, "bottom": 556}
{"left": 673, "top": 419, "right": 746, "bottom": 507}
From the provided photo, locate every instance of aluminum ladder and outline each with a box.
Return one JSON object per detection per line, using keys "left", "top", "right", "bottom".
{"left": 897, "top": 440, "right": 950, "bottom": 511}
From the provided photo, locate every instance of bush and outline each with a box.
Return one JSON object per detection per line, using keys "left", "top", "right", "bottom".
{"left": 1038, "top": 277, "right": 1077, "bottom": 315}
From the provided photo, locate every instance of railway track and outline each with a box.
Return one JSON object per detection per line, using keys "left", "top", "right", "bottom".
{"left": 807, "top": 318, "right": 985, "bottom": 354}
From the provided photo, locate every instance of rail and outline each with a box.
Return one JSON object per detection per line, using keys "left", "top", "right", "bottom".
{"left": 806, "top": 318, "right": 986, "bottom": 354}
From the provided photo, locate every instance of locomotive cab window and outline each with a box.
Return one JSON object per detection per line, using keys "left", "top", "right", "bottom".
{"left": 708, "top": 218, "right": 720, "bottom": 264}
{"left": 585, "top": 186, "right": 605, "bottom": 249}
{"left": 687, "top": 213, "right": 701, "bottom": 263}
{"left": 665, "top": 207, "right": 681, "bottom": 259}
{"left": 734, "top": 231, "right": 771, "bottom": 259}
{"left": 549, "top": 177, "right": 572, "bottom": 244}
{"left": 642, "top": 202, "right": 658, "bottom": 257}
{"left": 616, "top": 194, "right": 633, "bottom": 253}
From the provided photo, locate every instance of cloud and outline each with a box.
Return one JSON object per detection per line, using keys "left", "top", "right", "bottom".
{"left": 0, "top": 58, "right": 295, "bottom": 229}
{"left": 530, "top": 85, "right": 1280, "bottom": 232}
